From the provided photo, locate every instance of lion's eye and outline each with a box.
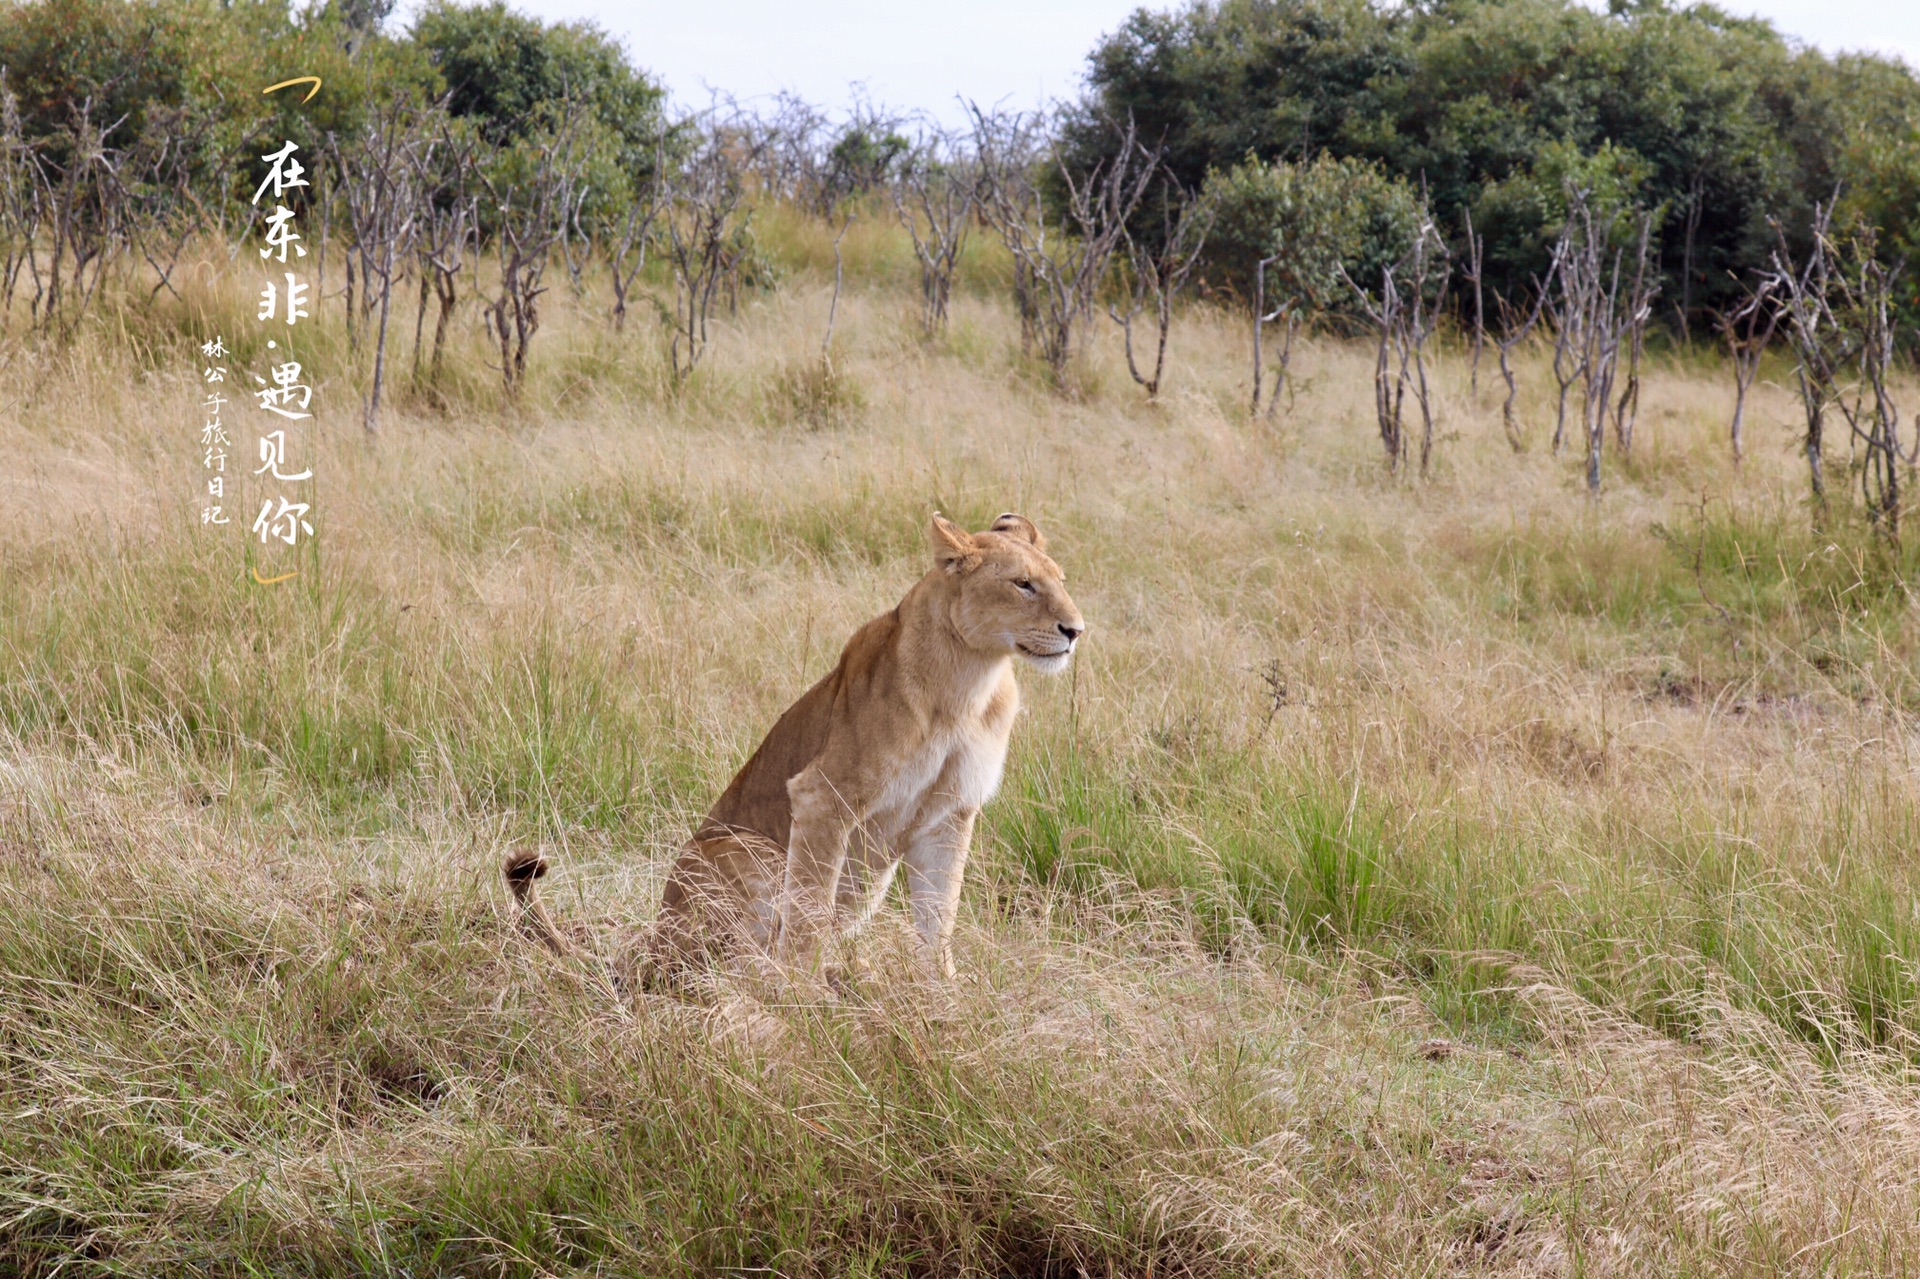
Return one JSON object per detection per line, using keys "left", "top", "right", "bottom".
{"left": 1015, "top": 579, "right": 1036, "bottom": 596}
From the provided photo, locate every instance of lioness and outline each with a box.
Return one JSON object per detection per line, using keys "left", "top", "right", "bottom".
{"left": 507, "top": 512, "right": 1084, "bottom": 985}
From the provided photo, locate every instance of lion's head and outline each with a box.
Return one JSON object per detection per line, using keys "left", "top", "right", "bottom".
{"left": 929, "top": 513, "right": 1085, "bottom": 673}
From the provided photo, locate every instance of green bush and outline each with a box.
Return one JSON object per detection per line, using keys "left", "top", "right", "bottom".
{"left": 1198, "top": 151, "right": 1421, "bottom": 309}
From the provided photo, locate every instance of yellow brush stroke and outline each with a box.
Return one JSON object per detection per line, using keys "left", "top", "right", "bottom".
{"left": 262, "top": 77, "right": 323, "bottom": 103}
{"left": 252, "top": 568, "right": 299, "bottom": 585}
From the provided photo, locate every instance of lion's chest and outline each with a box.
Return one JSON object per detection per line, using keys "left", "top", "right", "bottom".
{"left": 865, "top": 675, "right": 1017, "bottom": 843}
{"left": 865, "top": 728, "right": 1009, "bottom": 842}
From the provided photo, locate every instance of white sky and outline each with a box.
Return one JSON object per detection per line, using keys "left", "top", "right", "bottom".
{"left": 438, "top": 1, "right": 1920, "bottom": 126}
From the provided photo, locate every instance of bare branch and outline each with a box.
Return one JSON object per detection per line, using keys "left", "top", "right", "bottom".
{"left": 971, "top": 104, "right": 1159, "bottom": 390}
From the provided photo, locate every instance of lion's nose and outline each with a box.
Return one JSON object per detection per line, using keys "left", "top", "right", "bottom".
{"left": 1058, "top": 623, "right": 1084, "bottom": 643}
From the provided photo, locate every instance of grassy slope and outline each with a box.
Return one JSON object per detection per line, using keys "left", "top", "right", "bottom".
{"left": 5, "top": 214, "right": 1920, "bottom": 1274}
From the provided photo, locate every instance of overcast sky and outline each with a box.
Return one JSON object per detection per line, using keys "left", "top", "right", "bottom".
{"left": 462, "top": 1, "right": 1920, "bottom": 126}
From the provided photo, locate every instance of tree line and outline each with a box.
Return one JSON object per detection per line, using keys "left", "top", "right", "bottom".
{"left": 1065, "top": 0, "right": 1920, "bottom": 332}
{"left": 0, "top": 0, "right": 1915, "bottom": 530}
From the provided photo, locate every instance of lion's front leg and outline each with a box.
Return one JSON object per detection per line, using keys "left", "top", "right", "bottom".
{"left": 903, "top": 807, "right": 976, "bottom": 980}
{"left": 778, "top": 764, "right": 865, "bottom": 973}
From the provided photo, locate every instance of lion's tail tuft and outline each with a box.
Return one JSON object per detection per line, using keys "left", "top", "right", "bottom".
{"left": 503, "top": 850, "right": 570, "bottom": 955}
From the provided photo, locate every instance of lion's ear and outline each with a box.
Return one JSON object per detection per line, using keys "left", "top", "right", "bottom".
{"left": 990, "top": 512, "right": 1046, "bottom": 553}
{"left": 930, "top": 513, "right": 981, "bottom": 573}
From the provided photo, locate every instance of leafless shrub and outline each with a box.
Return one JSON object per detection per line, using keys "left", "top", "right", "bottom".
{"left": 1545, "top": 190, "right": 1658, "bottom": 494}
{"left": 1461, "top": 208, "right": 1485, "bottom": 396}
{"left": 606, "top": 147, "right": 665, "bottom": 334}
{"left": 1546, "top": 237, "right": 1584, "bottom": 456}
{"left": 729, "top": 91, "right": 829, "bottom": 202}
{"left": 1107, "top": 178, "right": 1212, "bottom": 400}
{"left": 329, "top": 96, "right": 426, "bottom": 430}
{"left": 31, "top": 96, "right": 132, "bottom": 336}
{"left": 1834, "top": 237, "right": 1906, "bottom": 537}
{"left": 972, "top": 106, "right": 1158, "bottom": 387}
{"left": 1769, "top": 204, "right": 1908, "bottom": 533}
{"left": 0, "top": 74, "right": 45, "bottom": 318}
{"left": 1712, "top": 279, "right": 1779, "bottom": 466}
{"left": 0, "top": 67, "right": 217, "bottom": 335}
{"left": 775, "top": 213, "right": 864, "bottom": 429}
{"left": 722, "top": 92, "right": 902, "bottom": 217}
{"left": 1492, "top": 273, "right": 1555, "bottom": 452}
{"left": 408, "top": 118, "right": 479, "bottom": 396}
{"left": 821, "top": 212, "right": 852, "bottom": 361}
{"left": 890, "top": 128, "right": 976, "bottom": 338}
{"left": 1342, "top": 212, "right": 1451, "bottom": 476}
{"left": 1767, "top": 201, "right": 1847, "bottom": 507}
{"left": 473, "top": 104, "right": 590, "bottom": 393}
{"left": 1250, "top": 253, "right": 1299, "bottom": 420}
{"left": 662, "top": 128, "right": 749, "bottom": 384}
{"left": 966, "top": 106, "right": 1046, "bottom": 355}
{"left": 121, "top": 102, "right": 216, "bottom": 306}
{"left": 1611, "top": 216, "right": 1657, "bottom": 456}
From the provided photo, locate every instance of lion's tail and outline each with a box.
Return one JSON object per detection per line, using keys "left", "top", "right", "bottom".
{"left": 503, "top": 850, "right": 572, "bottom": 956}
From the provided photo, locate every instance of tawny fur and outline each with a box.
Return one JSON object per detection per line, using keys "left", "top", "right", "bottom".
{"left": 505, "top": 512, "right": 1084, "bottom": 987}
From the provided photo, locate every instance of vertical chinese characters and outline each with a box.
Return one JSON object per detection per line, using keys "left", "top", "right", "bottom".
{"left": 199, "top": 337, "right": 230, "bottom": 524}
{"left": 249, "top": 141, "right": 316, "bottom": 549}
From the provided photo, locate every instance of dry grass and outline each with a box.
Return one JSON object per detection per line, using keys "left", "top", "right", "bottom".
{"left": 6, "top": 220, "right": 1920, "bottom": 1275}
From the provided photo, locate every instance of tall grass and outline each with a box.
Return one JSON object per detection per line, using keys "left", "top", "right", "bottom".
{"left": 6, "top": 217, "right": 1920, "bottom": 1273}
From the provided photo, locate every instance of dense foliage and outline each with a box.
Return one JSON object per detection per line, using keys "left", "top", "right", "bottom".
{"left": 412, "top": 0, "right": 663, "bottom": 162}
{"left": 1199, "top": 151, "right": 1421, "bottom": 306}
{"left": 1067, "top": 0, "right": 1920, "bottom": 328}
{"left": 0, "top": 0, "right": 664, "bottom": 213}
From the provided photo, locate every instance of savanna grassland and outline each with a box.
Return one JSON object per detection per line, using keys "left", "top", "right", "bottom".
{"left": 8, "top": 212, "right": 1920, "bottom": 1277}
